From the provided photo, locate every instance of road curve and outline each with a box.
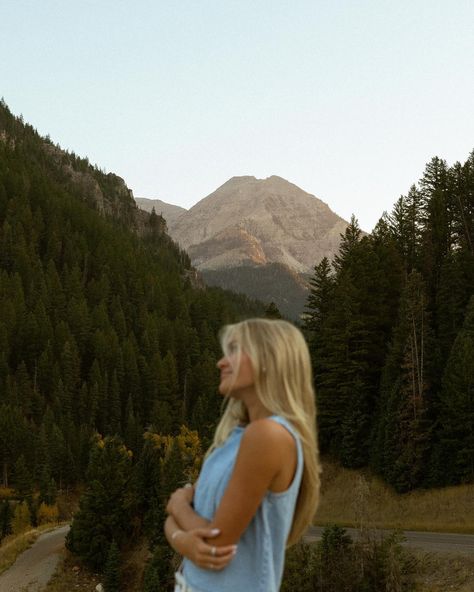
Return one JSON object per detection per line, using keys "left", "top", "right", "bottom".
{"left": 0, "top": 524, "right": 70, "bottom": 592}
{"left": 306, "top": 526, "right": 474, "bottom": 555}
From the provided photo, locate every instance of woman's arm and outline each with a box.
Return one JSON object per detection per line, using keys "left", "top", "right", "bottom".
{"left": 168, "top": 418, "right": 293, "bottom": 547}
{"left": 166, "top": 485, "right": 210, "bottom": 531}
{"left": 164, "top": 514, "right": 237, "bottom": 570}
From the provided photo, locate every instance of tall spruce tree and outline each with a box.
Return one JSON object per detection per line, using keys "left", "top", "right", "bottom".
{"left": 373, "top": 272, "right": 434, "bottom": 491}
{"left": 66, "top": 436, "right": 134, "bottom": 570}
{"left": 104, "top": 540, "right": 121, "bottom": 592}
{"left": 431, "top": 296, "right": 474, "bottom": 484}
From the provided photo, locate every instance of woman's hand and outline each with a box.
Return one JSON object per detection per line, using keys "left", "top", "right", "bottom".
{"left": 174, "top": 527, "right": 237, "bottom": 571}
{"left": 166, "top": 484, "right": 194, "bottom": 516}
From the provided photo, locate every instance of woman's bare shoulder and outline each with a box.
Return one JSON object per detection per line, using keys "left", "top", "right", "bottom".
{"left": 242, "top": 417, "right": 295, "bottom": 451}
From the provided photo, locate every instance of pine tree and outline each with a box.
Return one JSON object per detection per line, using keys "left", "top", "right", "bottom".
{"left": 104, "top": 540, "right": 121, "bottom": 592}
{"left": 14, "top": 455, "right": 33, "bottom": 502}
{"left": 142, "top": 544, "right": 175, "bottom": 592}
{"left": 432, "top": 296, "right": 474, "bottom": 484}
{"left": 264, "top": 301, "right": 282, "bottom": 319}
{"left": 304, "top": 257, "right": 334, "bottom": 335}
{"left": 160, "top": 438, "right": 185, "bottom": 502}
{"left": 0, "top": 500, "right": 12, "bottom": 541}
{"left": 374, "top": 272, "right": 434, "bottom": 491}
{"left": 387, "top": 187, "right": 424, "bottom": 274}
{"left": 66, "top": 436, "right": 134, "bottom": 570}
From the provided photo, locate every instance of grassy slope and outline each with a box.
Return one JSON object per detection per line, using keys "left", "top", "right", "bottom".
{"left": 316, "top": 459, "right": 474, "bottom": 533}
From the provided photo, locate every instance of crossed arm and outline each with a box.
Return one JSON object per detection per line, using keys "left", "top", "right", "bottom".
{"left": 164, "top": 419, "right": 292, "bottom": 569}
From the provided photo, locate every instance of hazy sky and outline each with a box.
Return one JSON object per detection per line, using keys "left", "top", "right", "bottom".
{"left": 1, "top": 0, "right": 473, "bottom": 231}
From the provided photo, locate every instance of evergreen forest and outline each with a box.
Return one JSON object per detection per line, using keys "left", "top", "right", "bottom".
{"left": 304, "top": 154, "right": 474, "bottom": 492}
{"left": 0, "top": 100, "right": 473, "bottom": 590}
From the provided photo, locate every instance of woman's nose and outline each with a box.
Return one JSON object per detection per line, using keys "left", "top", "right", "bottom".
{"left": 217, "top": 357, "right": 227, "bottom": 369}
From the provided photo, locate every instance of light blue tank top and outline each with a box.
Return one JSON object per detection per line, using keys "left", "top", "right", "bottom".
{"left": 182, "top": 415, "right": 303, "bottom": 592}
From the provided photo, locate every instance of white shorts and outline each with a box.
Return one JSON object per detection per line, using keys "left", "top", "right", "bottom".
{"left": 174, "top": 570, "right": 195, "bottom": 592}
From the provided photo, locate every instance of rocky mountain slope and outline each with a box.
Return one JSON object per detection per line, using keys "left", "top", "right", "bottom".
{"left": 138, "top": 176, "right": 349, "bottom": 318}
{"left": 168, "top": 175, "right": 348, "bottom": 274}
{"left": 135, "top": 197, "right": 186, "bottom": 227}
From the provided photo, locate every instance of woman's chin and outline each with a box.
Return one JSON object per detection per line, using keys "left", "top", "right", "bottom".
{"left": 218, "top": 384, "right": 237, "bottom": 398}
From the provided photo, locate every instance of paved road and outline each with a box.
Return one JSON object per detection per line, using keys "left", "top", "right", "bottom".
{"left": 0, "top": 525, "right": 70, "bottom": 592}
{"left": 306, "top": 526, "right": 474, "bottom": 555}
{"left": 1, "top": 523, "right": 472, "bottom": 592}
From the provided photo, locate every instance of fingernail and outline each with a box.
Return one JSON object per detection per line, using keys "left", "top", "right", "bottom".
{"left": 210, "top": 528, "right": 220, "bottom": 535}
{"left": 232, "top": 545, "right": 238, "bottom": 553}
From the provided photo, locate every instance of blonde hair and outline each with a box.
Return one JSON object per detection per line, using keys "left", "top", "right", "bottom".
{"left": 209, "top": 318, "right": 321, "bottom": 546}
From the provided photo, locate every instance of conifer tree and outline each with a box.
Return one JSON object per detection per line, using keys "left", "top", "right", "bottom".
{"left": 304, "top": 257, "right": 334, "bottom": 336}
{"left": 14, "top": 454, "right": 33, "bottom": 502}
{"left": 374, "top": 272, "right": 433, "bottom": 491}
{"left": 66, "top": 436, "right": 134, "bottom": 570}
{"left": 303, "top": 257, "right": 336, "bottom": 442}
{"left": 104, "top": 540, "right": 121, "bottom": 592}
{"left": 160, "top": 438, "right": 185, "bottom": 502}
{"left": 264, "top": 301, "right": 282, "bottom": 319}
{"left": 387, "top": 187, "right": 424, "bottom": 274}
{"left": 432, "top": 296, "right": 474, "bottom": 484}
{"left": 135, "top": 436, "right": 163, "bottom": 544}
{"left": 0, "top": 500, "right": 12, "bottom": 541}
{"left": 142, "top": 544, "right": 175, "bottom": 592}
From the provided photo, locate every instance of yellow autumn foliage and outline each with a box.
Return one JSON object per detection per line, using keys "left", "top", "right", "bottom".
{"left": 37, "top": 503, "right": 59, "bottom": 525}
{"left": 11, "top": 501, "right": 31, "bottom": 535}
{"left": 0, "top": 487, "right": 15, "bottom": 500}
{"left": 176, "top": 425, "right": 203, "bottom": 482}
{"left": 145, "top": 425, "right": 203, "bottom": 483}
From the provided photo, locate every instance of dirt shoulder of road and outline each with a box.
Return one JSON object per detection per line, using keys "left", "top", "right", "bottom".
{"left": 0, "top": 524, "right": 70, "bottom": 592}
{"left": 45, "top": 551, "right": 102, "bottom": 592}
{"left": 0, "top": 523, "right": 68, "bottom": 575}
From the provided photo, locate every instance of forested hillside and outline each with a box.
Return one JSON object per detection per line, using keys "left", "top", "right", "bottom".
{"left": 304, "top": 153, "right": 474, "bottom": 492}
{"left": 0, "top": 101, "right": 263, "bottom": 585}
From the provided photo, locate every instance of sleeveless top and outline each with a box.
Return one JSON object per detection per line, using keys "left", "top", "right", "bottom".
{"left": 182, "top": 415, "right": 304, "bottom": 592}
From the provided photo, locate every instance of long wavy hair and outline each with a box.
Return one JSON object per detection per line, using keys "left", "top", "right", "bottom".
{"left": 208, "top": 318, "right": 321, "bottom": 546}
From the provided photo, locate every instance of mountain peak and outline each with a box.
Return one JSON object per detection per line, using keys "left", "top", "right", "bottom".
{"left": 169, "top": 176, "right": 348, "bottom": 274}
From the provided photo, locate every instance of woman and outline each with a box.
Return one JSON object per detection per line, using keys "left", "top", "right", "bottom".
{"left": 164, "top": 318, "right": 321, "bottom": 592}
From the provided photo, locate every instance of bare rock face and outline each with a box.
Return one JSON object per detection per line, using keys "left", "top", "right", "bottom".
{"left": 135, "top": 197, "right": 186, "bottom": 227}
{"left": 39, "top": 142, "right": 143, "bottom": 226}
{"left": 169, "top": 175, "right": 347, "bottom": 274}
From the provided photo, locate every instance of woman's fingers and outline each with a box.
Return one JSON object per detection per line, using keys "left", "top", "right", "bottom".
{"left": 195, "top": 542, "right": 237, "bottom": 570}
{"left": 197, "top": 543, "right": 236, "bottom": 559}
{"left": 213, "top": 544, "right": 237, "bottom": 557}
{"left": 192, "top": 527, "right": 221, "bottom": 538}
{"left": 187, "top": 528, "right": 238, "bottom": 570}
{"left": 196, "top": 551, "right": 236, "bottom": 570}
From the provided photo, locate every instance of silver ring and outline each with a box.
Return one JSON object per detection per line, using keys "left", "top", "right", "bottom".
{"left": 211, "top": 546, "right": 216, "bottom": 557}
{"left": 184, "top": 483, "right": 193, "bottom": 488}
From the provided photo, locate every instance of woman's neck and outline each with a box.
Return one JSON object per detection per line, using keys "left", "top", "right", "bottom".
{"left": 245, "top": 398, "right": 271, "bottom": 422}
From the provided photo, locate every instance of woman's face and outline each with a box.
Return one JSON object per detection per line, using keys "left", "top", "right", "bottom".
{"left": 217, "top": 341, "right": 255, "bottom": 396}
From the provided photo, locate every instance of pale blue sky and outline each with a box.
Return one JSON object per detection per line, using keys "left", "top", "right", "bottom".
{"left": 1, "top": 0, "right": 473, "bottom": 231}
